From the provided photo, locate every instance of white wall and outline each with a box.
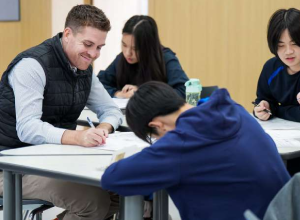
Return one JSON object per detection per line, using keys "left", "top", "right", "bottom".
{"left": 51, "top": 0, "right": 84, "bottom": 36}
{"left": 93, "top": 0, "right": 148, "bottom": 74}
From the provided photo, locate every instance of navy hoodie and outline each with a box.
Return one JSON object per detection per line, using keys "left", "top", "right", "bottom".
{"left": 101, "top": 89, "right": 290, "bottom": 220}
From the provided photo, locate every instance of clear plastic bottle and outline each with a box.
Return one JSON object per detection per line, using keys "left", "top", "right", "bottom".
{"left": 185, "top": 78, "right": 202, "bottom": 106}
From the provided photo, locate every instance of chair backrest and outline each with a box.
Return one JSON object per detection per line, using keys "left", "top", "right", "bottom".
{"left": 244, "top": 174, "right": 299, "bottom": 220}
{"left": 244, "top": 210, "right": 261, "bottom": 220}
{"left": 0, "top": 197, "right": 53, "bottom": 207}
{"left": 0, "top": 197, "right": 54, "bottom": 220}
{"left": 201, "top": 86, "right": 219, "bottom": 99}
{"left": 263, "top": 173, "right": 300, "bottom": 220}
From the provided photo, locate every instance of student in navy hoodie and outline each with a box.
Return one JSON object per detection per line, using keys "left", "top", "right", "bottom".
{"left": 101, "top": 82, "right": 290, "bottom": 220}
{"left": 97, "top": 15, "right": 188, "bottom": 99}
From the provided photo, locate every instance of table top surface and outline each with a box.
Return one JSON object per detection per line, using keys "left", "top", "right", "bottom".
{"left": 1, "top": 116, "right": 300, "bottom": 183}
{"left": 0, "top": 154, "right": 111, "bottom": 186}
{"left": 0, "top": 132, "right": 148, "bottom": 186}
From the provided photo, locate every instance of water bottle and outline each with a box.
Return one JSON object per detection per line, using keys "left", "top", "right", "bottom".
{"left": 185, "top": 78, "right": 202, "bottom": 106}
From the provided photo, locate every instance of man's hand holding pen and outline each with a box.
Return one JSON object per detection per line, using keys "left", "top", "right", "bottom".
{"left": 253, "top": 100, "right": 272, "bottom": 121}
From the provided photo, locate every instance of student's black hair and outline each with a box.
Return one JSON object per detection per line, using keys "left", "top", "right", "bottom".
{"left": 267, "top": 8, "right": 300, "bottom": 56}
{"left": 126, "top": 81, "right": 185, "bottom": 144}
{"left": 116, "top": 15, "right": 167, "bottom": 90}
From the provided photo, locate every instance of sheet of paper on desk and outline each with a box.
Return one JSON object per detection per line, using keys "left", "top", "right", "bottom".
{"left": 94, "top": 132, "right": 150, "bottom": 151}
{"left": 266, "top": 130, "right": 300, "bottom": 139}
{"left": 272, "top": 138, "right": 300, "bottom": 149}
{"left": 255, "top": 117, "right": 300, "bottom": 130}
{"left": 112, "top": 98, "right": 129, "bottom": 109}
{"left": 266, "top": 130, "right": 300, "bottom": 148}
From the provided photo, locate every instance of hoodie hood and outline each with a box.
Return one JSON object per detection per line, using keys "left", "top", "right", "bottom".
{"left": 176, "top": 88, "right": 242, "bottom": 141}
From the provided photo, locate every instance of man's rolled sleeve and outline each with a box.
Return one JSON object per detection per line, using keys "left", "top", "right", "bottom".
{"left": 45, "top": 127, "right": 67, "bottom": 144}
{"left": 87, "top": 74, "right": 123, "bottom": 130}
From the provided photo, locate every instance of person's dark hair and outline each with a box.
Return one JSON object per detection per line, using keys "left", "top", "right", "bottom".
{"left": 65, "top": 5, "right": 111, "bottom": 34}
{"left": 267, "top": 8, "right": 300, "bottom": 56}
{"left": 117, "top": 15, "right": 167, "bottom": 90}
{"left": 126, "top": 81, "right": 185, "bottom": 144}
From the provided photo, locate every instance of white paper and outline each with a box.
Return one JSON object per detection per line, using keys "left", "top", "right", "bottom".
{"left": 94, "top": 132, "right": 149, "bottom": 151}
{"left": 255, "top": 117, "right": 300, "bottom": 130}
{"left": 265, "top": 130, "right": 300, "bottom": 139}
{"left": 265, "top": 130, "right": 300, "bottom": 150}
{"left": 273, "top": 138, "right": 300, "bottom": 149}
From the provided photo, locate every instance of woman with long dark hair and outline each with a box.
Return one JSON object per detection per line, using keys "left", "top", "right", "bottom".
{"left": 98, "top": 15, "right": 188, "bottom": 98}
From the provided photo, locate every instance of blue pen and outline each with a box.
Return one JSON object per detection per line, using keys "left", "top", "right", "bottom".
{"left": 87, "top": 117, "right": 95, "bottom": 128}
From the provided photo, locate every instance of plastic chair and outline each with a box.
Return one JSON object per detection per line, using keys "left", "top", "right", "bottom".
{"left": 244, "top": 173, "right": 300, "bottom": 220}
{"left": 262, "top": 173, "right": 300, "bottom": 220}
{"left": 0, "top": 197, "right": 54, "bottom": 220}
{"left": 244, "top": 210, "right": 261, "bottom": 220}
{"left": 201, "top": 86, "right": 219, "bottom": 99}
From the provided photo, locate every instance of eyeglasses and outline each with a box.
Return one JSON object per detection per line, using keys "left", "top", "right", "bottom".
{"left": 146, "top": 130, "right": 158, "bottom": 145}
{"left": 147, "top": 130, "right": 153, "bottom": 145}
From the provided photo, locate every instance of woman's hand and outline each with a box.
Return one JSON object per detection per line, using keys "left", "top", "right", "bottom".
{"left": 114, "top": 84, "right": 138, "bottom": 98}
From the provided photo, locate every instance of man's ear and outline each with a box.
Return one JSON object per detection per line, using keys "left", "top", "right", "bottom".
{"left": 63, "top": 27, "right": 72, "bottom": 43}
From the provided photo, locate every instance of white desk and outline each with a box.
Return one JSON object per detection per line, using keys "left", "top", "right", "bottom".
{"left": 0, "top": 153, "right": 145, "bottom": 220}
{"left": 0, "top": 155, "right": 111, "bottom": 186}
{"left": 0, "top": 132, "right": 168, "bottom": 220}
{"left": 0, "top": 144, "right": 112, "bottom": 156}
{"left": 255, "top": 117, "right": 300, "bottom": 163}
{"left": 0, "top": 132, "right": 148, "bottom": 220}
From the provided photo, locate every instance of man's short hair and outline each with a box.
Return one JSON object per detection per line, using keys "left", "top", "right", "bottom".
{"left": 267, "top": 8, "right": 300, "bottom": 56}
{"left": 65, "top": 5, "right": 111, "bottom": 33}
{"left": 126, "top": 81, "right": 185, "bottom": 143}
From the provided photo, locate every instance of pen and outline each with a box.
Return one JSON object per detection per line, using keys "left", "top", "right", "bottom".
{"left": 87, "top": 117, "right": 95, "bottom": 128}
{"left": 251, "top": 102, "right": 272, "bottom": 115}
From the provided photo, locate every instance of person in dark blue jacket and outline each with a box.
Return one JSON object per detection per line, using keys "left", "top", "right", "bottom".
{"left": 254, "top": 8, "right": 300, "bottom": 122}
{"left": 97, "top": 15, "right": 189, "bottom": 99}
{"left": 101, "top": 81, "right": 290, "bottom": 220}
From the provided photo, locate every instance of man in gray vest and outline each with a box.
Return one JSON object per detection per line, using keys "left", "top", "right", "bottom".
{"left": 0, "top": 5, "right": 122, "bottom": 220}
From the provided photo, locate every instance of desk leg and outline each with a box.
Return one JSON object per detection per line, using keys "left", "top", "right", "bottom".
{"left": 119, "top": 196, "right": 125, "bottom": 220}
{"left": 15, "top": 173, "right": 22, "bottom": 220}
{"left": 120, "top": 195, "right": 143, "bottom": 220}
{"left": 3, "top": 170, "right": 15, "bottom": 220}
{"left": 153, "top": 190, "right": 169, "bottom": 220}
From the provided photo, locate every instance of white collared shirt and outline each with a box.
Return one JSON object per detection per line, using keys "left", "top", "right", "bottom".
{"left": 8, "top": 58, "right": 122, "bottom": 145}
